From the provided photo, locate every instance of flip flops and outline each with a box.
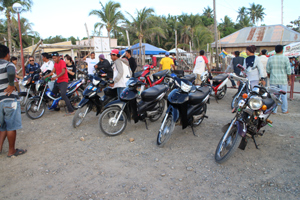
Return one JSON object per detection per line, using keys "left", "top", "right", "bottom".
{"left": 7, "top": 149, "right": 27, "bottom": 158}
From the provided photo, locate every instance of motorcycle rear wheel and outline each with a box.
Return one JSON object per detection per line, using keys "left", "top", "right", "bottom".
{"left": 157, "top": 114, "right": 175, "bottom": 147}
{"left": 216, "top": 85, "right": 227, "bottom": 100}
{"left": 215, "top": 126, "right": 242, "bottom": 164}
{"left": 99, "top": 107, "right": 127, "bottom": 136}
{"left": 25, "top": 98, "right": 46, "bottom": 120}
{"left": 72, "top": 105, "right": 91, "bottom": 128}
{"left": 149, "top": 99, "right": 165, "bottom": 122}
{"left": 193, "top": 104, "right": 207, "bottom": 127}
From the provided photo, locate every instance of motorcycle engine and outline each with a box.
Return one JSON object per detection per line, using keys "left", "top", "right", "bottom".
{"left": 47, "top": 100, "right": 66, "bottom": 108}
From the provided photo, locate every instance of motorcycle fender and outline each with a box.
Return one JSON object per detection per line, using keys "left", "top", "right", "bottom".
{"left": 104, "top": 99, "right": 126, "bottom": 109}
{"left": 78, "top": 98, "right": 89, "bottom": 108}
{"left": 235, "top": 120, "right": 247, "bottom": 137}
{"left": 221, "top": 123, "right": 231, "bottom": 133}
{"left": 166, "top": 105, "right": 180, "bottom": 123}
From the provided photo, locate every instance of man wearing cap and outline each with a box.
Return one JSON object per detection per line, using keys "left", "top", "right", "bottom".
{"left": 45, "top": 52, "right": 74, "bottom": 115}
{"left": 159, "top": 52, "right": 175, "bottom": 71}
{"left": 83, "top": 52, "right": 99, "bottom": 79}
{"left": 95, "top": 54, "right": 113, "bottom": 79}
{"left": 110, "top": 49, "right": 131, "bottom": 98}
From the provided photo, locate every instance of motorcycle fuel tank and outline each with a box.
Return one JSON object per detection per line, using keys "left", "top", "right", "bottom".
{"left": 168, "top": 88, "right": 189, "bottom": 104}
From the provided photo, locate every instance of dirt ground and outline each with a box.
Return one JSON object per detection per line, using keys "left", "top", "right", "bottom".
{"left": 0, "top": 82, "right": 299, "bottom": 200}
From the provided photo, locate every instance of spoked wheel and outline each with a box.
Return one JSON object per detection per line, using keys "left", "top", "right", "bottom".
{"left": 19, "top": 95, "right": 29, "bottom": 113}
{"left": 193, "top": 104, "right": 207, "bottom": 127}
{"left": 72, "top": 105, "right": 91, "bottom": 128}
{"left": 215, "top": 126, "right": 242, "bottom": 164}
{"left": 157, "top": 114, "right": 175, "bottom": 147}
{"left": 25, "top": 98, "right": 46, "bottom": 120}
{"left": 149, "top": 99, "right": 165, "bottom": 122}
{"left": 99, "top": 107, "right": 127, "bottom": 136}
{"left": 71, "top": 90, "right": 83, "bottom": 110}
{"left": 216, "top": 85, "right": 227, "bottom": 100}
{"left": 231, "top": 93, "right": 241, "bottom": 109}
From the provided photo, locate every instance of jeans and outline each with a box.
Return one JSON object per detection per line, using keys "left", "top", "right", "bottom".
{"left": 0, "top": 99, "right": 22, "bottom": 131}
{"left": 117, "top": 87, "right": 125, "bottom": 99}
{"left": 52, "top": 82, "right": 74, "bottom": 113}
{"left": 270, "top": 84, "right": 288, "bottom": 113}
{"left": 230, "top": 78, "right": 236, "bottom": 87}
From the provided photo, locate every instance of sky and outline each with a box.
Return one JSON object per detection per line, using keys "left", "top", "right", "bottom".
{"left": 1, "top": 0, "right": 299, "bottom": 40}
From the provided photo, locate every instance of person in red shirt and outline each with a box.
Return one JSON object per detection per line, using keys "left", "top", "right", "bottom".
{"left": 45, "top": 52, "right": 74, "bottom": 115}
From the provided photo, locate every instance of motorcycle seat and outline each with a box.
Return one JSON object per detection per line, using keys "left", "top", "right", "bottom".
{"left": 182, "top": 74, "right": 196, "bottom": 83}
{"left": 188, "top": 86, "right": 210, "bottom": 105}
{"left": 141, "top": 84, "right": 168, "bottom": 102}
{"left": 262, "top": 97, "right": 275, "bottom": 109}
{"left": 212, "top": 74, "right": 228, "bottom": 82}
{"left": 133, "top": 70, "right": 143, "bottom": 78}
{"left": 68, "top": 80, "right": 79, "bottom": 88}
{"left": 153, "top": 70, "right": 169, "bottom": 80}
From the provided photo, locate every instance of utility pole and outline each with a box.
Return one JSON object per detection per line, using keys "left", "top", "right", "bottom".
{"left": 213, "top": 0, "right": 219, "bottom": 69}
{"left": 175, "top": 30, "right": 178, "bottom": 60}
{"left": 281, "top": 0, "right": 283, "bottom": 25}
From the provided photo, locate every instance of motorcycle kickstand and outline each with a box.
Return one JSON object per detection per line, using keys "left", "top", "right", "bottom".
{"left": 191, "top": 125, "right": 198, "bottom": 137}
{"left": 144, "top": 120, "right": 149, "bottom": 130}
{"left": 252, "top": 135, "right": 259, "bottom": 149}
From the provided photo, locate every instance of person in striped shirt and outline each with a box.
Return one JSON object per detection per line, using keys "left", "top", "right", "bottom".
{"left": 266, "top": 45, "right": 291, "bottom": 114}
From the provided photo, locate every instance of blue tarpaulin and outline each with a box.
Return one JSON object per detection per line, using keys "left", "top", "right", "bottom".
{"left": 120, "top": 43, "right": 167, "bottom": 55}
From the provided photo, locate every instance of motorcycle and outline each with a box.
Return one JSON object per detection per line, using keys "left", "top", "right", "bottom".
{"left": 215, "top": 85, "right": 286, "bottom": 164}
{"left": 25, "top": 78, "right": 84, "bottom": 120}
{"left": 156, "top": 77, "right": 211, "bottom": 147}
{"left": 98, "top": 77, "right": 168, "bottom": 136}
{"left": 201, "top": 71, "right": 229, "bottom": 100}
{"left": 230, "top": 73, "right": 251, "bottom": 109}
{"left": 72, "top": 73, "right": 117, "bottom": 128}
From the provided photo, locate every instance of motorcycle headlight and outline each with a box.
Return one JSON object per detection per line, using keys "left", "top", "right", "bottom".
{"left": 181, "top": 81, "right": 192, "bottom": 93}
{"left": 249, "top": 96, "right": 263, "bottom": 110}
{"left": 22, "top": 81, "right": 27, "bottom": 86}
{"left": 92, "top": 78, "right": 100, "bottom": 85}
{"left": 35, "top": 82, "right": 40, "bottom": 91}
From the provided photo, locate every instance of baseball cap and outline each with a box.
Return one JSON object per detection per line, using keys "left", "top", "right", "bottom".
{"left": 51, "top": 52, "right": 59, "bottom": 57}
{"left": 165, "top": 52, "right": 170, "bottom": 56}
{"left": 110, "top": 49, "right": 119, "bottom": 55}
{"left": 99, "top": 54, "right": 105, "bottom": 59}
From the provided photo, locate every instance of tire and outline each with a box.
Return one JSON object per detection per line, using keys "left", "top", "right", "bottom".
{"left": 193, "top": 104, "right": 207, "bottom": 127}
{"left": 157, "top": 113, "right": 175, "bottom": 147}
{"left": 99, "top": 107, "right": 127, "bottom": 136}
{"left": 72, "top": 105, "right": 91, "bottom": 128}
{"left": 19, "top": 94, "right": 31, "bottom": 113}
{"left": 215, "top": 126, "right": 243, "bottom": 164}
{"left": 149, "top": 99, "right": 165, "bottom": 122}
{"left": 25, "top": 98, "right": 46, "bottom": 120}
{"left": 231, "top": 93, "right": 241, "bottom": 109}
{"left": 216, "top": 85, "right": 227, "bottom": 100}
{"left": 71, "top": 89, "right": 83, "bottom": 110}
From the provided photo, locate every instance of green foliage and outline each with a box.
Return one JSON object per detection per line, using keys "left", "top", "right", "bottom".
{"left": 43, "top": 35, "right": 67, "bottom": 44}
{"left": 247, "top": 3, "right": 266, "bottom": 24}
{"left": 289, "top": 16, "right": 300, "bottom": 32}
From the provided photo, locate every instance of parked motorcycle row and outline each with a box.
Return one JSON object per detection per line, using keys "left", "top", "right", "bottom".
{"left": 20, "top": 64, "right": 286, "bottom": 164}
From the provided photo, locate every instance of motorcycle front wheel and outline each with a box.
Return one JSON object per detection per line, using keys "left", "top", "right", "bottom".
{"left": 157, "top": 113, "right": 175, "bottom": 147}
{"left": 149, "top": 99, "right": 165, "bottom": 122}
{"left": 71, "top": 89, "right": 83, "bottom": 110}
{"left": 99, "top": 107, "right": 127, "bottom": 136}
{"left": 216, "top": 85, "right": 227, "bottom": 100}
{"left": 19, "top": 94, "right": 31, "bottom": 113}
{"left": 72, "top": 105, "right": 91, "bottom": 128}
{"left": 25, "top": 98, "right": 46, "bottom": 120}
{"left": 231, "top": 93, "right": 241, "bottom": 109}
{"left": 215, "top": 126, "right": 242, "bottom": 164}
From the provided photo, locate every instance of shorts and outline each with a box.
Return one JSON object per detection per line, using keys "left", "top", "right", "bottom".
{"left": 195, "top": 74, "right": 202, "bottom": 85}
{"left": 0, "top": 99, "right": 22, "bottom": 131}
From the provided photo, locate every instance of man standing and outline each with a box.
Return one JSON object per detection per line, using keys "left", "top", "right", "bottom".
{"left": 83, "top": 52, "right": 98, "bottom": 79}
{"left": 125, "top": 50, "right": 137, "bottom": 74}
{"left": 226, "top": 51, "right": 244, "bottom": 87}
{"left": 159, "top": 52, "right": 175, "bottom": 71}
{"left": 150, "top": 54, "right": 157, "bottom": 67}
{"left": 193, "top": 50, "right": 210, "bottom": 85}
{"left": 25, "top": 56, "right": 40, "bottom": 80}
{"left": 0, "top": 45, "right": 26, "bottom": 157}
{"left": 266, "top": 45, "right": 291, "bottom": 114}
{"left": 110, "top": 49, "right": 131, "bottom": 98}
{"left": 95, "top": 54, "right": 113, "bottom": 79}
{"left": 260, "top": 49, "right": 269, "bottom": 86}
{"left": 45, "top": 52, "right": 74, "bottom": 115}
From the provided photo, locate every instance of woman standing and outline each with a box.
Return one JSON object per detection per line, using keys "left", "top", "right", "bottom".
{"left": 243, "top": 45, "right": 266, "bottom": 88}
{"left": 10, "top": 56, "right": 22, "bottom": 92}
{"left": 64, "top": 55, "right": 76, "bottom": 81}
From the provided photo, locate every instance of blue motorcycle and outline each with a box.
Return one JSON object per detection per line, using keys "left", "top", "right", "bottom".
{"left": 25, "top": 78, "right": 84, "bottom": 119}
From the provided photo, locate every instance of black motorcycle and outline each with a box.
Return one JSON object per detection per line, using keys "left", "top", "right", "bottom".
{"left": 98, "top": 77, "right": 167, "bottom": 136}
{"left": 156, "top": 77, "right": 211, "bottom": 147}
{"left": 215, "top": 85, "right": 286, "bottom": 164}
{"left": 72, "top": 74, "right": 117, "bottom": 128}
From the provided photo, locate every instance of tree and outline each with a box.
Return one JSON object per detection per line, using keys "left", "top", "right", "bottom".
{"left": 218, "top": 16, "right": 236, "bottom": 38}
{"left": 235, "top": 15, "right": 253, "bottom": 30}
{"left": 203, "top": 6, "right": 213, "bottom": 18}
{"left": 89, "top": 0, "right": 124, "bottom": 48}
{"left": 289, "top": 16, "right": 300, "bottom": 32}
{"left": 247, "top": 3, "right": 266, "bottom": 25}
{"left": 43, "top": 35, "right": 67, "bottom": 44}
{"left": 68, "top": 36, "right": 77, "bottom": 45}
{"left": 10, "top": 16, "right": 35, "bottom": 48}
{"left": 0, "top": 0, "right": 33, "bottom": 51}
{"left": 236, "top": 6, "right": 247, "bottom": 21}
{"left": 193, "top": 25, "right": 213, "bottom": 50}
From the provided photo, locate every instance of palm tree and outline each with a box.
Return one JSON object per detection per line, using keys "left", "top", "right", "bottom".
{"left": 0, "top": 0, "right": 32, "bottom": 51}
{"left": 235, "top": 15, "right": 253, "bottom": 30}
{"left": 247, "top": 3, "right": 266, "bottom": 25}
{"left": 236, "top": 6, "right": 247, "bottom": 21}
{"left": 203, "top": 6, "right": 213, "bottom": 18}
{"left": 188, "top": 14, "right": 202, "bottom": 49}
{"left": 178, "top": 14, "right": 191, "bottom": 48}
{"left": 193, "top": 26, "right": 213, "bottom": 50}
{"left": 11, "top": 16, "right": 35, "bottom": 48}
{"left": 219, "top": 16, "right": 236, "bottom": 38}
{"left": 89, "top": 0, "right": 124, "bottom": 48}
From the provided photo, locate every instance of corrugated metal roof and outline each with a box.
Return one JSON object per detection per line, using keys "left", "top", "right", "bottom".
{"left": 211, "top": 25, "right": 300, "bottom": 48}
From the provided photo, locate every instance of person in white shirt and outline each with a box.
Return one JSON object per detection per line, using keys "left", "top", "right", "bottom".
{"left": 83, "top": 52, "right": 99, "bottom": 80}
{"left": 40, "top": 53, "right": 55, "bottom": 90}
{"left": 259, "top": 49, "right": 269, "bottom": 86}
{"left": 193, "top": 50, "right": 211, "bottom": 85}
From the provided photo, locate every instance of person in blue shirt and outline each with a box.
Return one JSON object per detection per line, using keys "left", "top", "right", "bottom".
{"left": 25, "top": 56, "right": 40, "bottom": 80}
